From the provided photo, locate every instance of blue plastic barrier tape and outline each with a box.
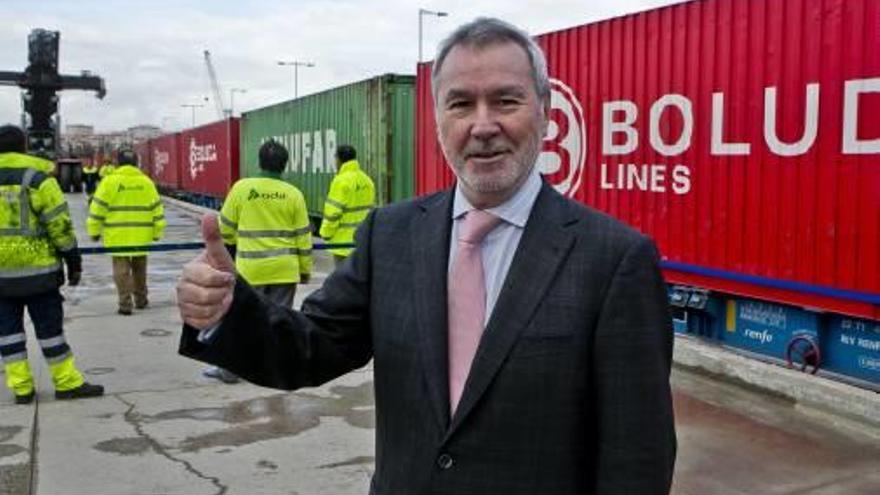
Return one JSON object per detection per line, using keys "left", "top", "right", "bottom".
{"left": 79, "top": 242, "right": 356, "bottom": 255}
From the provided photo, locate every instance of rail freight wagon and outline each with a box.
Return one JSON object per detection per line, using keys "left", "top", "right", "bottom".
{"left": 133, "top": 141, "right": 151, "bottom": 174}
{"left": 176, "top": 118, "right": 240, "bottom": 209}
{"left": 93, "top": 150, "right": 118, "bottom": 168}
{"left": 415, "top": 0, "right": 880, "bottom": 388}
{"left": 147, "top": 132, "right": 182, "bottom": 193}
{"left": 240, "top": 74, "right": 415, "bottom": 219}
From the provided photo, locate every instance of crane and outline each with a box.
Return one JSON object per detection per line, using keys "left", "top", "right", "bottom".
{"left": 0, "top": 29, "right": 105, "bottom": 158}
{"left": 203, "top": 50, "right": 228, "bottom": 119}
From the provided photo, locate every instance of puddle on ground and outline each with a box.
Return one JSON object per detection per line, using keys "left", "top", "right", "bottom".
{"left": 0, "top": 444, "right": 27, "bottom": 460}
{"left": 317, "top": 456, "right": 375, "bottom": 469}
{"left": 0, "top": 427, "right": 22, "bottom": 444}
{"left": 140, "top": 328, "right": 172, "bottom": 338}
{"left": 93, "top": 437, "right": 152, "bottom": 456}
{"left": 0, "top": 426, "right": 27, "bottom": 459}
{"left": 84, "top": 367, "right": 115, "bottom": 376}
{"left": 94, "top": 381, "right": 374, "bottom": 455}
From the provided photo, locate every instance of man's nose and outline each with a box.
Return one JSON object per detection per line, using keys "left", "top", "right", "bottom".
{"left": 470, "top": 104, "right": 500, "bottom": 140}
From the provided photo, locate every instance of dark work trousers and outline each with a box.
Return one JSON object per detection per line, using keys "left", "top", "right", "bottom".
{"left": 254, "top": 284, "right": 297, "bottom": 309}
{"left": 0, "top": 290, "right": 72, "bottom": 365}
{"left": 83, "top": 174, "right": 98, "bottom": 196}
{"left": 112, "top": 256, "right": 148, "bottom": 311}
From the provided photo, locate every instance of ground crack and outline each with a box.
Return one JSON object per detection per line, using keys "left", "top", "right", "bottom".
{"left": 116, "top": 396, "right": 228, "bottom": 495}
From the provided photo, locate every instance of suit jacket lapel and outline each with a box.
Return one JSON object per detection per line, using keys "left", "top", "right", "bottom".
{"left": 446, "top": 184, "right": 577, "bottom": 437}
{"left": 411, "top": 190, "right": 454, "bottom": 431}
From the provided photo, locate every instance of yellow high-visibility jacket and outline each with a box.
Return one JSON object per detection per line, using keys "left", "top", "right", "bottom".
{"left": 220, "top": 173, "right": 312, "bottom": 285}
{"left": 87, "top": 164, "right": 165, "bottom": 256}
{"left": 0, "top": 152, "right": 80, "bottom": 297}
{"left": 98, "top": 163, "right": 115, "bottom": 179}
{"left": 319, "top": 159, "right": 375, "bottom": 257}
{"left": 82, "top": 164, "right": 99, "bottom": 194}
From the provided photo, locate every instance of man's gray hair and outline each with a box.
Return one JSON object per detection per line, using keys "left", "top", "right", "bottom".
{"left": 431, "top": 17, "right": 551, "bottom": 105}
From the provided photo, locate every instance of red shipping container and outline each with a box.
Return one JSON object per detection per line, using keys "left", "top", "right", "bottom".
{"left": 415, "top": 0, "right": 880, "bottom": 320}
{"left": 177, "top": 118, "right": 240, "bottom": 199}
{"left": 93, "top": 150, "right": 118, "bottom": 166}
{"left": 133, "top": 141, "right": 151, "bottom": 174}
{"left": 148, "top": 133, "right": 181, "bottom": 190}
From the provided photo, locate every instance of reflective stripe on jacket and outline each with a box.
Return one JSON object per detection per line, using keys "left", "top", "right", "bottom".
{"left": 87, "top": 164, "right": 165, "bottom": 256}
{"left": 319, "top": 160, "right": 375, "bottom": 257}
{"left": 220, "top": 175, "right": 312, "bottom": 285}
{"left": 0, "top": 152, "right": 79, "bottom": 297}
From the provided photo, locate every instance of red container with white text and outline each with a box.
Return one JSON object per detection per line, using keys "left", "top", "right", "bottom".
{"left": 147, "top": 132, "right": 182, "bottom": 191}
{"left": 177, "top": 118, "right": 240, "bottom": 200}
{"left": 415, "top": 0, "right": 880, "bottom": 320}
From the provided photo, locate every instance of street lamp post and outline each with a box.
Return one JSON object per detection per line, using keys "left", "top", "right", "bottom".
{"left": 277, "top": 60, "right": 315, "bottom": 99}
{"left": 419, "top": 8, "right": 448, "bottom": 63}
{"left": 229, "top": 88, "right": 247, "bottom": 117}
{"left": 180, "top": 103, "right": 204, "bottom": 128}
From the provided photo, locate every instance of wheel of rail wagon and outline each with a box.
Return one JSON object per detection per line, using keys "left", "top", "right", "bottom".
{"left": 71, "top": 165, "right": 83, "bottom": 192}
{"left": 785, "top": 334, "right": 821, "bottom": 374}
{"left": 58, "top": 164, "right": 72, "bottom": 192}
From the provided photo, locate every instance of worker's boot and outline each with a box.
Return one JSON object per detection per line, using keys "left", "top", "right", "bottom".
{"left": 118, "top": 294, "right": 133, "bottom": 315}
{"left": 55, "top": 382, "right": 104, "bottom": 400}
{"left": 4, "top": 360, "right": 36, "bottom": 405}
{"left": 49, "top": 355, "right": 103, "bottom": 400}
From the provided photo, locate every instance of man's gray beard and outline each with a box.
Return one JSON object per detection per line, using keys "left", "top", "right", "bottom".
{"left": 454, "top": 138, "right": 541, "bottom": 194}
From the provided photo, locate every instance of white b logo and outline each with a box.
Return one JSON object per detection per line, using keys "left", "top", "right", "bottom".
{"left": 538, "top": 79, "right": 586, "bottom": 197}
{"left": 153, "top": 149, "right": 169, "bottom": 176}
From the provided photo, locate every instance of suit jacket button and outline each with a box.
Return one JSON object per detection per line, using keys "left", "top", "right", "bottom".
{"left": 436, "top": 453, "right": 454, "bottom": 470}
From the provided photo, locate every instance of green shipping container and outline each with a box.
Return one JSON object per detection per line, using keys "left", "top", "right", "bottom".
{"left": 240, "top": 73, "right": 415, "bottom": 218}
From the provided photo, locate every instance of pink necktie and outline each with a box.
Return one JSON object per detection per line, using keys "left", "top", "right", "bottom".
{"left": 448, "top": 209, "right": 502, "bottom": 415}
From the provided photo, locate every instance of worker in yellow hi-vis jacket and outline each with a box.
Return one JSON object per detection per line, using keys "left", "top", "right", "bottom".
{"left": 87, "top": 149, "right": 165, "bottom": 315}
{"left": 98, "top": 160, "right": 115, "bottom": 180}
{"left": 82, "top": 162, "right": 99, "bottom": 203}
{"left": 219, "top": 139, "right": 312, "bottom": 307}
{"left": 0, "top": 125, "right": 104, "bottom": 404}
{"left": 319, "top": 144, "right": 375, "bottom": 267}
{"left": 207, "top": 139, "right": 312, "bottom": 385}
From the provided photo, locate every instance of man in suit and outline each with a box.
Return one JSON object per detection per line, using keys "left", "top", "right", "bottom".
{"left": 177, "top": 17, "right": 676, "bottom": 494}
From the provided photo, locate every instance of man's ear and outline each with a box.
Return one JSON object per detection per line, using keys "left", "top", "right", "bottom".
{"left": 541, "top": 97, "right": 551, "bottom": 136}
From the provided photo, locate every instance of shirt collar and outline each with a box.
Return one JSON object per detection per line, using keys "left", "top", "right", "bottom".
{"left": 452, "top": 166, "right": 542, "bottom": 228}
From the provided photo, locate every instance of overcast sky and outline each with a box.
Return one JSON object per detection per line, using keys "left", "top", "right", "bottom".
{"left": 1, "top": 0, "right": 683, "bottom": 133}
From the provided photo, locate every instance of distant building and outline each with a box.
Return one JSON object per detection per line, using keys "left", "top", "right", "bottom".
{"left": 127, "top": 125, "right": 162, "bottom": 142}
{"left": 60, "top": 124, "right": 161, "bottom": 159}
{"left": 65, "top": 124, "right": 94, "bottom": 138}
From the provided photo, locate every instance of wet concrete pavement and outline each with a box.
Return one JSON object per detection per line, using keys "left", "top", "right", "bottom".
{"left": 0, "top": 193, "right": 877, "bottom": 494}
{"left": 671, "top": 371, "right": 879, "bottom": 494}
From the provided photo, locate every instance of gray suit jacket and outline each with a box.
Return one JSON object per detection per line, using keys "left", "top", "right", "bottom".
{"left": 180, "top": 183, "right": 676, "bottom": 494}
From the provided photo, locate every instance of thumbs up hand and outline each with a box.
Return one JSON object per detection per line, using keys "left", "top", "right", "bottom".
{"left": 177, "top": 214, "right": 237, "bottom": 330}
{"left": 200, "top": 213, "right": 236, "bottom": 273}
